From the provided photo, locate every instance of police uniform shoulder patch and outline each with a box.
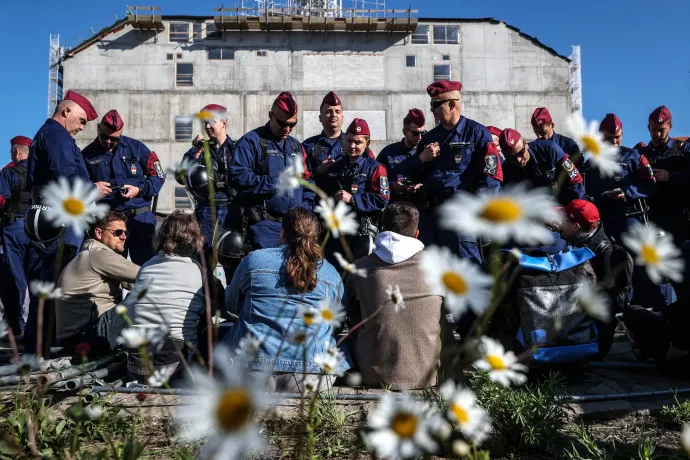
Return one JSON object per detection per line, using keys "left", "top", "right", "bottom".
{"left": 562, "top": 158, "right": 575, "bottom": 172}
{"left": 154, "top": 160, "right": 166, "bottom": 178}
{"left": 484, "top": 154, "right": 498, "bottom": 175}
{"left": 380, "top": 175, "right": 390, "bottom": 197}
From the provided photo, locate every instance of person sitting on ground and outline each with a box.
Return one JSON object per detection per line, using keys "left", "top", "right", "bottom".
{"left": 220, "top": 207, "right": 349, "bottom": 392}
{"left": 56, "top": 211, "right": 140, "bottom": 357}
{"left": 345, "top": 201, "right": 446, "bottom": 390}
{"left": 122, "top": 211, "right": 225, "bottom": 384}
{"left": 561, "top": 199, "right": 633, "bottom": 358}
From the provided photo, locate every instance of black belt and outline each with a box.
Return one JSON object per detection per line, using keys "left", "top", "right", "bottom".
{"left": 121, "top": 206, "right": 151, "bottom": 217}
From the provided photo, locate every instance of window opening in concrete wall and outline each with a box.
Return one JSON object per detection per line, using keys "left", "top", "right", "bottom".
{"left": 169, "top": 23, "right": 190, "bottom": 43}
{"left": 174, "top": 187, "right": 193, "bottom": 209}
{"left": 166, "top": 54, "right": 174, "bottom": 60}
{"left": 411, "top": 24, "right": 429, "bottom": 44}
{"left": 193, "top": 23, "right": 203, "bottom": 42}
{"left": 175, "top": 63, "right": 194, "bottom": 87}
{"left": 406, "top": 55, "right": 416, "bottom": 67}
{"left": 257, "top": 50, "right": 268, "bottom": 57}
{"left": 442, "top": 54, "right": 451, "bottom": 61}
{"left": 209, "top": 48, "right": 235, "bottom": 60}
{"left": 433, "top": 25, "right": 459, "bottom": 45}
{"left": 177, "top": 53, "right": 183, "bottom": 59}
{"left": 175, "top": 117, "right": 193, "bottom": 141}
{"left": 433, "top": 64, "right": 451, "bottom": 81}
{"left": 206, "top": 23, "right": 222, "bottom": 40}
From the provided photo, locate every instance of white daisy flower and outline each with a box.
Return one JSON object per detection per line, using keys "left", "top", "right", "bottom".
{"left": 576, "top": 282, "right": 611, "bottom": 322}
{"left": 117, "top": 325, "right": 168, "bottom": 350}
{"left": 473, "top": 337, "right": 528, "bottom": 387}
{"left": 85, "top": 405, "right": 104, "bottom": 421}
{"left": 564, "top": 113, "right": 621, "bottom": 178}
{"left": 148, "top": 363, "right": 179, "bottom": 388}
{"left": 313, "top": 350, "right": 343, "bottom": 376}
{"left": 29, "top": 280, "right": 63, "bottom": 300}
{"left": 421, "top": 246, "right": 493, "bottom": 319}
{"left": 682, "top": 423, "right": 690, "bottom": 456}
{"left": 438, "top": 183, "right": 562, "bottom": 246}
{"left": 115, "top": 305, "right": 128, "bottom": 316}
{"left": 386, "top": 285, "right": 405, "bottom": 312}
{"left": 289, "top": 327, "right": 310, "bottom": 346}
{"left": 276, "top": 156, "right": 305, "bottom": 195}
{"left": 365, "top": 393, "right": 438, "bottom": 459}
{"left": 317, "top": 298, "right": 346, "bottom": 328}
{"left": 345, "top": 372, "right": 362, "bottom": 387}
{"left": 314, "top": 197, "right": 358, "bottom": 239}
{"left": 18, "top": 354, "right": 38, "bottom": 375}
{"left": 621, "top": 223, "right": 684, "bottom": 284}
{"left": 42, "top": 177, "right": 109, "bottom": 235}
{"left": 333, "top": 252, "right": 367, "bottom": 278}
{"left": 237, "top": 334, "right": 262, "bottom": 358}
{"left": 299, "top": 305, "right": 321, "bottom": 327}
{"left": 439, "top": 380, "right": 492, "bottom": 445}
{"left": 453, "top": 439, "right": 471, "bottom": 457}
{"left": 177, "top": 347, "right": 268, "bottom": 460}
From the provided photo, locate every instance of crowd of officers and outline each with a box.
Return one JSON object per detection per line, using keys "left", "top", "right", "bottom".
{"left": 1, "top": 80, "right": 689, "bottom": 357}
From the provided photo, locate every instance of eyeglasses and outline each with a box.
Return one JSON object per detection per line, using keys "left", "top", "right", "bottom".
{"left": 99, "top": 228, "right": 129, "bottom": 238}
{"left": 270, "top": 113, "right": 298, "bottom": 129}
{"left": 98, "top": 126, "right": 121, "bottom": 144}
{"left": 405, "top": 128, "right": 427, "bottom": 137}
{"left": 430, "top": 98, "right": 459, "bottom": 110}
{"left": 507, "top": 143, "right": 528, "bottom": 162}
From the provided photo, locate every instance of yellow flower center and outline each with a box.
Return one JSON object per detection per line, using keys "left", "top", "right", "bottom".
{"left": 196, "top": 110, "right": 213, "bottom": 120}
{"left": 392, "top": 293, "right": 401, "bottom": 304}
{"left": 582, "top": 135, "right": 601, "bottom": 155}
{"left": 215, "top": 388, "right": 252, "bottom": 432}
{"left": 303, "top": 313, "right": 316, "bottom": 326}
{"left": 480, "top": 198, "right": 523, "bottom": 223}
{"left": 641, "top": 244, "right": 660, "bottom": 265}
{"left": 322, "top": 363, "right": 334, "bottom": 373}
{"left": 486, "top": 354, "right": 506, "bottom": 370}
{"left": 294, "top": 333, "right": 307, "bottom": 344}
{"left": 63, "top": 197, "right": 85, "bottom": 216}
{"left": 328, "top": 213, "right": 341, "bottom": 230}
{"left": 451, "top": 403, "right": 470, "bottom": 425}
{"left": 442, "top": 272, "right": 468, "bottom": 295}
{"left": 321, "top": 309, "right": 334, "bottom": 321}
{"left": 390, "top": 413, "right": 417, "bottom": 439}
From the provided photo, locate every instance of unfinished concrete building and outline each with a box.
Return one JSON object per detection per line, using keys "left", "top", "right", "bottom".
{"left": 52, "top": 5, "right": 582, "bottom": 212}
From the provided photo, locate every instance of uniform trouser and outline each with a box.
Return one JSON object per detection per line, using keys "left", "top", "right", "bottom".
{"left": 194, "top": 202, "right": 229, "bottom": 267}
{"left": 623, "top": 303, "right": 690, "bottom": 367}
{"left": 247, "top": 219, "right": 282, "bottom": 251}
{"left": 0, "top": 221, "right": 36, "bottom": 334}
{"left": 122, "top": 211, "right": 157, "bottom": 266}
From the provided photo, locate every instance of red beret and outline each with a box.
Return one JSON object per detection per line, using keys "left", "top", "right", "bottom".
{"left": 426, "top": 80, "right": 463, "bottom": 97}
{"left": 404, "top": 109, "right": 425, "bottom": 127}
{"left": 531, "top": 107, "right": 552, "bottom": 127}
{"left": 101, "top": 110, "right": 124, "bottom": 131}
{"left": 599, "top": 113, "right": 622, "bottom": 134}
{"left": 634, "top": 142, "right": 647, "bottom": 150}
{"left": 565, "top": 199, "right": 600, "bottom": 230}
{"left": 321, "top": 91, "right": 342, "bottom": 107}
{"left": 274, "top": 91, "right": 298, "bottom": 117}
{"left": 649, "top": 106, "right": 671, "bottom": 124}
{"left": 10, "top": 136, "right": 32, "bottom": 147}
{"left": 499, "top": 128, "right": 522, "bottom": 152}
{"left": 346, "top": 118, "right": 370, "bottom": 136}
{"left": 201, "top": 104, "right": 228, "bottom": 115}
{"left": 487, "top": 126, "right": 502, "bottom": 137}
{"left": 63, "top": 90, "right": 98, "bottom": 121}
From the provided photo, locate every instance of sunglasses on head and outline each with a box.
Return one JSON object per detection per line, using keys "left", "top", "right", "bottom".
{"left": 508, "top": 143, "right": 527, "bottom": 161}
{"left": 271, "top": 113, "right": 298, "bottom": 129}
{"left": 98, "top": 126, "right": 121, "bottom": 144}
{"left": 100, "top": 228, "right": 129, "bottom": 237}
{"left": 430, "top": 98, "right": 459, "bottom": 110}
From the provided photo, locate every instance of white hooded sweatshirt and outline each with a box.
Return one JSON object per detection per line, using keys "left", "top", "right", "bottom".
{"left": 373, "top": 231, "right": 425, "bottom": 265}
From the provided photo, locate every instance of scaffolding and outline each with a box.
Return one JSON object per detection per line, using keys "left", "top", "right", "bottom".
{"left": 569, "top": 45, "right": 583, "bottom": 118}
{"left": 47, "top": 34, "right": 62, "bottom": 118}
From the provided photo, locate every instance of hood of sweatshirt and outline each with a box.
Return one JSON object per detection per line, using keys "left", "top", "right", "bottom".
{"left": 373, "top": 231, "right": 425, "bottom": 264}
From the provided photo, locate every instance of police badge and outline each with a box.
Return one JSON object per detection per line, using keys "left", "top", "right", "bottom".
{"left": 153, "top": 161, "right": 166, "bottom": 178}
{"left": 484, "top": 154, "right": 497, "bottom": 175}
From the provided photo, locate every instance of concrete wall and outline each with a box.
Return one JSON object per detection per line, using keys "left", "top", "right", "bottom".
{"left": 62, "top": 18, "right": 572, "bottom": 212}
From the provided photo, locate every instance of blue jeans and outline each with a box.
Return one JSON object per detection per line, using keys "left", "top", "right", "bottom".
{"left": 122, "top": 211, "right": 157, "bottom": 266}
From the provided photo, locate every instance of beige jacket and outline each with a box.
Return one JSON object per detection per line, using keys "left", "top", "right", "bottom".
{"left": 56, "top": 239, "right": 140, "bottom": 339}
{"left": 346, "top": 231, "right": 445, "bottom": 390}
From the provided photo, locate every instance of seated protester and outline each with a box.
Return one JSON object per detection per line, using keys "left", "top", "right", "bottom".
{"left": 56, "top": 211, "right": 140, "bottom": 357}
{"left": 561, "top": 199, "right": 633, "bottom": 358}
{"left": 221, "top": 207, "right": 349, "bottom": 392}
{"left": 123, "top": 212, "right": 225, "bottom": 383}
{"left": 345, "top": 202, "right": 446, "bottom": 390}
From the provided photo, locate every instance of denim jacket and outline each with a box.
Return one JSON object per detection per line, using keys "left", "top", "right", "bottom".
{"left": 221, "top": 246, "right": 350, "bottom": 374}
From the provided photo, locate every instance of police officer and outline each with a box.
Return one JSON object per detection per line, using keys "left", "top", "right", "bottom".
{"left": 82, "top": 110, "right": 165, "bottom": 265}
{"left": 229, "top": 91, "right": 315, "bottom": 250}
{"left": 323, "top": 118, "right": 389, "bottom": 260}
{"left": 25, "top": 89, "right": 98, "bottom": 355}
{"left": 487, "top": 126, "right": 502, "bottom": 156}
{"left": 499, "top": 128, "right": 585, "bottom": 205}
{"left": 182, "top": 104, "right": 236, "bottom": 266}
{"left": 377, "top": 109, "right": 426, "bottom": 203}
{"left": 0, "top": 136, "right": 36, "bottom": 333}
{"left": 531, "top": 107, "right": 583, "bottom": 166}
{"left": 407, "top": 80, "right": 502, "bottom": 264}
{"left": 302, "top": 91, "right": 346, "bottom": 190}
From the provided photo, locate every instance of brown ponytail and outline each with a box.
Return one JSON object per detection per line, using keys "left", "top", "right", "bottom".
{"left": 283, "top": 208, "right": 323, "bottom": 293}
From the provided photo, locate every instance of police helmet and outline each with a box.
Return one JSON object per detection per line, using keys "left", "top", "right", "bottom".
{"left": 349, "top": 234, "right": 376, "bottom": 261}
{"left": 24, "top": 204, "right": 65, "bottom": 244}
{"left": 215, "top": 229, "right": 247, "bottom": 266}
{"left": 186, "top": 164, "right": 212, "bottom": 200}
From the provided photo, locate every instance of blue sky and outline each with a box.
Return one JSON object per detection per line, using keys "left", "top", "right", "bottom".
{"left": 2, "top": 0, "right": 689, "bottom": 164}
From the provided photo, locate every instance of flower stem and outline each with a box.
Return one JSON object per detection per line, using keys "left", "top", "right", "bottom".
{"left": 36, "top": 298, "right": 45, "bottom": 360}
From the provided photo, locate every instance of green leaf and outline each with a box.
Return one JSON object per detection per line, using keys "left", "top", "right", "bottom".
{"left": 55, "top": 419, "right": 67, "bottom": 436}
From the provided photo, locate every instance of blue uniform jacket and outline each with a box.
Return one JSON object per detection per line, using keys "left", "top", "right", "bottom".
{"left": 0, "top": 159, "right": 27, "bottom": 209}
{"left": 229, "top": 123, "right": 315, "bottom": 216}
{"left": 324, "top": 155, "right": 389, "bottom": 216}
{"left": 377, "top": 139, "right": 417, "bottom": 182}
{"left": 551, "top": 132, "right": 581, "bottom": 160}
{"left": 503, "top": 139, "right": 585, "bottom": 205}
{"left": 407, "top": 117, "right": 502, "bottom": 203}
{"left": 27, "top": 119, "right": 90, "bottom": 190}
{"left": 82, "top": 136, "right": 165, "bottom": 212}
{"left": 302, "top": 132, "right": 346, "bottom": 174}
{"left": 639, "top": 138, "right": 690, "bottom": 211}
{"left": 182, "top": 136, "right": 235, "bottom": 203}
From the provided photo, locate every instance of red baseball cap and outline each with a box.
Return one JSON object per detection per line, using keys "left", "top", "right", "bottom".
{"left": 487, "top": 126, "right": 502, "bottom": 137}
{"left": 649, "top": 106, "right": 671, "bottom": 124}
{"left": 274, "top": 91, "right": 298, "bottom": 118}
{"left": 599, "top": 113, "right": 622, "bottom": 134}
{"left": 101, "top": 109, "right": 124, "bottom": 131}
{"left": 63, "top": 90, "right": 98, "bottom": 121}
{"left": 10, "top": 136, "right": 32, "bottom": 147}
{"left": 498, "top": 128, "right": 522, "bottom": 152}
{"left": 201, "top": 104, "right": 228, "bottom": 116}
{"left": 565, "top": 199, "right": 600, "bottom": 230}
{"left": 322, "top": 91, "right": 342, "bottom": 107}
{"left": 347, "top": 118, "right": 370, "bottom": 136}
{"left": 404, "top": 109, "right": 425, "bottom": 127}
{"left": 531, "top": 107, "right": 552, "bottom": 127}
{"left": 426, "top": 80, "right": 463, "bottom": 97}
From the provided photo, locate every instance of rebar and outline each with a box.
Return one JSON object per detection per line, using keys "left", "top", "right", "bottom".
{"left": 36, "top": 353, "right": 126, "bottom": 386}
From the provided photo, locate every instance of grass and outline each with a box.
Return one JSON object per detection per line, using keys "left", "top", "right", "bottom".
{"left": 659, "top": 393, "right": 690, "bottom": 428}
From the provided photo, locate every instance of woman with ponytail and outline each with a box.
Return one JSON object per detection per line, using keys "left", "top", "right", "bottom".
{"left": 220, "top": 207, "right": 349, "bottom": 390}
